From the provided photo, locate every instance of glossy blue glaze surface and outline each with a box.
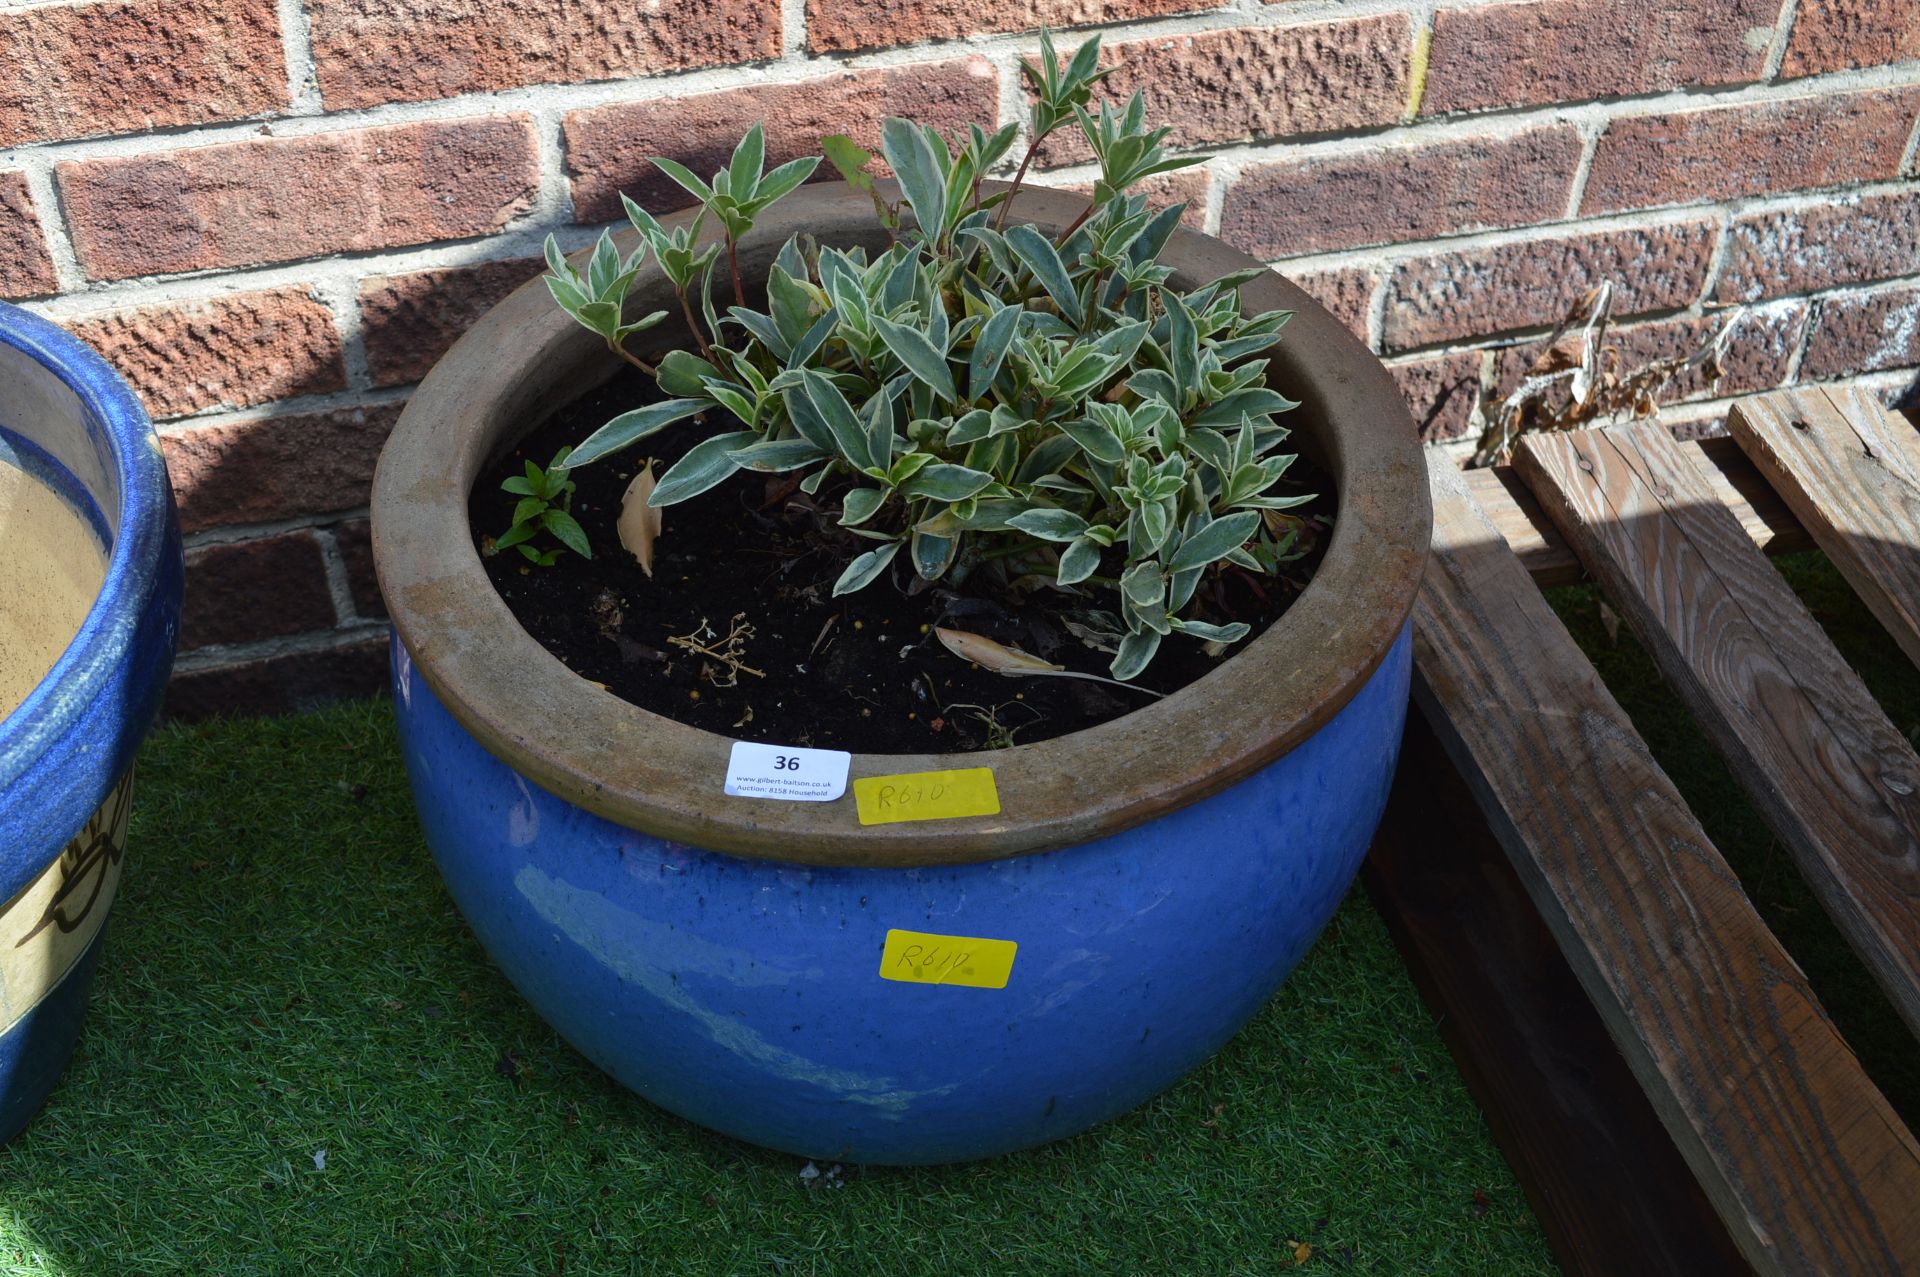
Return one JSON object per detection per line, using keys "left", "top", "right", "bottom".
{"left": 0, "top": 930, "right": 108, "bottom": 1146}
{"left": 0, "top": 300, "right": 182, "bottom": 1140}
{"left": 0, "top": 303, "right": 181, "bottom": 896}
{"left": 396, "top": 625, "right": 1410, "bottom": 1164}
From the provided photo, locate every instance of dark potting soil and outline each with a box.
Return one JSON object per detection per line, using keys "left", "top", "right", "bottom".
{"left": 469, "top": 367, "right": 1332, "bottom": 754}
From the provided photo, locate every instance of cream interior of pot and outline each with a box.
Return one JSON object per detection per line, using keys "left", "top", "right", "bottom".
{"left": 0, "top": 439, "right": 107, "bottom": 719}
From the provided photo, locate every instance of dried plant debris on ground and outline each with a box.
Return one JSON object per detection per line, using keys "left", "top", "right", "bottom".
{"left": 1468, "top": 283, "right": 1747, "bottom": 468}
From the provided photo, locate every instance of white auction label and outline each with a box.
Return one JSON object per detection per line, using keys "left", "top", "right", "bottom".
{"left": 724, "top": 741, "right": 852, "bottom": 802}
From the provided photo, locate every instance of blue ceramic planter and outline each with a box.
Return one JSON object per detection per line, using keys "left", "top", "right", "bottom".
{"left": 373, "top": 184, "right": 1429, "bottom": 1164}
{"left": 0, "top": 302, "right": 183, "bottom": 1142}
{"left": 393, "top": 625, "right": 1410, "bottom": 1164}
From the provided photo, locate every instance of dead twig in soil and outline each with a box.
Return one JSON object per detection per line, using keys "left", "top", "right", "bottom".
{"left": 946, "top": 699, "right": 1045, "bottom": 749}
{"left": 668, "top": 614, "right": 765, "bottom": 685}
{"left": 808, "top": 614, "right": 840, "bottom": 659}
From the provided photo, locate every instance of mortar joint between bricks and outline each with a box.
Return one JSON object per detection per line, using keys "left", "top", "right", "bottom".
{"left": 14, "top": 159, "right": 86, "bottom": 296}
{"left": 1563, "top": 121, "right": 1605, "bottom": 221}
{"left": 303, "top": 277, "right": 374, "bottom": 394}
{"left": 1379, "top": 298, "right": 1724, "bottom": 362}
{"left": 24, "top": 225, "right": 565, "bottom": 322}
{"left": 1401, "top": 0, "right": 1438, "bottom": 124}
{"left": 151, "top": 381, "right": 409, "bottom": 437}
{"left": 274, "top": 0, "right": 325, "bottom": 116}
{"left": 1239, "top": 206, "right": 1713, "bottom": 281}
{"left": 169, "top": 620, "right": 391, "bottom": 675}
{"left": 1364, "top": 268, "right": 1392, "bottom": 355}
{"left": 142, "top": 382, "right": 394, "bottom": 432}
{"left": 780, "top": 0, "right": 809, "bottom": 61}
{"left": 1198, "top": 158, "right": 1230, "bottom": 238}
{"left": 989, "top": 49, "right": 1030, "bottom": 160}
{"left": 529, "top": 110, "right": 576, "bottom": 228}
{"left": 1327, "top": 57, "right": 1920, "bottom": 154}
{"left": 1220, "top": 166, "right": 1920, "bottom": 287}
{"left": 1697, "top": 217, "right": 1737, "bottom": 319}
{"left": 1782, "top": 298, "right": 1819, "bottom": 384}
{"left": 183, "top": 508, "right": 373, "bottom": 552}
{"left": 1761, "top": 0, "right": 1802, "bottom": 83}
{"left": 1899, "top": 106, "right": 1920, "bottom": 177}
{"left": 813, "top": 1, "right": 1345, "bottom": 70}
{"left": 311, "top": 524, "right": 364, "bottom": 627}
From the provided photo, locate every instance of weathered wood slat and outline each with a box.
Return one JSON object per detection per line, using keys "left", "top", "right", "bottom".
{"left": 1464, "top": 435, "right": 1811, "bottom": 587}
{"left": 1515, "top": 425, "right": 1920, "bottom": 1043}
{"left": 1416, "top": 457, "right": 1920, "bottom": 1276}
{"left": 1365, "top": 712, "right": 1754, "bottom": 1277}
{"left": 1728, "top": 385, "right": 1920, "bottom": 670}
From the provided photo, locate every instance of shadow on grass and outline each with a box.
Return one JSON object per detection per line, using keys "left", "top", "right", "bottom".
{"left": 1548, "top": 549, "right": 1920, "bottom": 1128}
{"left": 0, "top": 700, "right": 1553, "bottom": 1277}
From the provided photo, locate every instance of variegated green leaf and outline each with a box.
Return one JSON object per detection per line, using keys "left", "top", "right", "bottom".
{"left": 1006, "top": 508, "right": 1088, "bottom": 542}
{"left": 1110, "top": 630, "right": 1161, "bottom": 680}
{"left": 1005, "top": 223, "right": 1084, "bottom": 326}
{"left": 650, "top": 431, "right": 756, "bottom": 505}
{"left": 832, "top": 540, "right": 902, "bottom": 595}
{"left": 570, "top": 398, "right": 709, "bottom": 467}
{"left": 1057, "top": 537, "right": 1102, "bottom": 586}
{"left": 871, "top": 313, "right": 958, "bottom": 402}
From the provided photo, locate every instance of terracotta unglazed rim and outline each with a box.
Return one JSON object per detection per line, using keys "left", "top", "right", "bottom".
{"left": 372, "top": 182, "right": 1429, "bottom": 867}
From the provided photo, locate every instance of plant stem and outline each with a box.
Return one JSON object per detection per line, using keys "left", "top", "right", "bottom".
{"left": 1052, "top": 200, "right": 1095, "bottom": 249}
{"left": 726, "top": 235, "right": 746, "bottom": 308}
{"left": 676, "top": 286, "right": 716, "bottom": 365}
{"left": 609, "top": 341, "right": 658, "bottom": 377}
{"left": 994, "top": 138, "right": 1042, "bottom": 233}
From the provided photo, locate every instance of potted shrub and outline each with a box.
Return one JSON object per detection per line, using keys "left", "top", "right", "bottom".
{"left": 0, "top": 301, "right": 183, "bottom": 1141}
{"left": 372, "top": 35, "right": 1427, "bottom": 1165}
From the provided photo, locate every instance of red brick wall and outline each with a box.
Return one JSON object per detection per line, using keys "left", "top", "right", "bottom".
{"left": 8, "top": 0, "right": 1918, "bottom": 716}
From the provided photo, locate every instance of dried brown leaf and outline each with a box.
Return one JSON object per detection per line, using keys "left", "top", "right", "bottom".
{"left": 935, "top": 627, "right": 1064, "bottom": 674}
{"left": 934, "top": 627, "right": 1165, "bottom": 697}
{"left": 618, "top": 461, "right": 663, "bottom": 577}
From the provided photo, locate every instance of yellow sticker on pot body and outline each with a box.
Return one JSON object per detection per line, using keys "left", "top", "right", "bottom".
{"left": 879, "top": 929, "right": 1017, "bottom": 989}
{"left": 853, "top": 768, "right": 999, "bottom": 825}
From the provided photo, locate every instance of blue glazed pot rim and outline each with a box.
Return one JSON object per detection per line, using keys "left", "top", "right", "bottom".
{"left": 0, "top": 303, "right": 175, "bottom": 798}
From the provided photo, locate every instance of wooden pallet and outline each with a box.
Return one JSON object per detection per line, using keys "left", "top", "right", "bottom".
{"left": 1365, "top": 385, "right": 1920, "bottom": 1277}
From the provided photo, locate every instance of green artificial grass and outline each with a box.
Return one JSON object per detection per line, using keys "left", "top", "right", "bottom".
{"left": 0, "top": 701, "right": 1555, "bottom": 1276}
{"left": 1547, "top": 550, "right": 1920, "bottom": 1127}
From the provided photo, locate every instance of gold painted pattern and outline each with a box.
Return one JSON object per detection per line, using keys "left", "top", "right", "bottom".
{"left": 0, "top": 770, "right": 130, "bottom": 1032}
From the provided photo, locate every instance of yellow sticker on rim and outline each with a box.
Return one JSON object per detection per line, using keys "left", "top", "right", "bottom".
{"left": 878, "top": 928, "right": 1018, "bottom": 989}
{"left": 853, "top": 768, "right": 999, "bottom": 825}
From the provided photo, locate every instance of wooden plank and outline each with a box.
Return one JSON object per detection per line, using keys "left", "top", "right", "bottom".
{"left": 1728, "top": 385, "right": 1920, "bottom": 670}
{"left": 1364, "top": 712, "right": 1754, "bottom": 1277}
{"left": 1515, "top": 425, "right": 1920, "bottom": 1043}
{"left": 1415, "top": 457, "right": 1920, "bottom": 1276}
{"left": 1463, "top": 435, "right": 1811, "bottom": 588}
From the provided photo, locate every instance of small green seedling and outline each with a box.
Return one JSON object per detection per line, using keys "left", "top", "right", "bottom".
{"left": 495, "top": 448, "right": 591, "bottom": 566}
